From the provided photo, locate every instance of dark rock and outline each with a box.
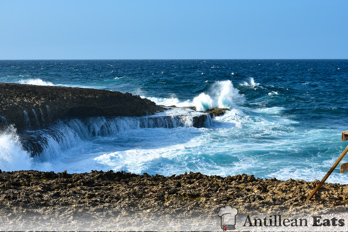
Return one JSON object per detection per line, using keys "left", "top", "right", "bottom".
{"left": 205, "top": 107, "right": 229, "bottom": 117}
{"left": 192, "top": 114, "right": 208, "bottom": 128}
{"left": 0, "top": 83, "right": 163, "bottom": 132}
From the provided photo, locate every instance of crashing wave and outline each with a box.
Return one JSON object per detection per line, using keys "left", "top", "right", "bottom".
{"left": 0, "top": 126, "right": 32, "bottom": 171}
{"left": 193, "top": 80, "right": 245, "bottom": 111}
{"left": 240, "top": 77, "right": 259, "bottom": 87}
{"left": 18, "top": 78, "right": 54, "bottom": 86}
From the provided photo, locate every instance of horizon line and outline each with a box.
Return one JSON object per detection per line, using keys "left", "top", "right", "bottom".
{"left": 1, "top": 58, "right": 348, "bottom": 61}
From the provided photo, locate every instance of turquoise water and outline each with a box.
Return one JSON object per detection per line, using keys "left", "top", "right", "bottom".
{"left": 1, "top": 60, "right": 348, "bottom": 183}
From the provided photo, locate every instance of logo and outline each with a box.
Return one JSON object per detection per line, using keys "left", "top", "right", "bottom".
{"left": 218, "top": 206, "right": 238, "bottom": 230}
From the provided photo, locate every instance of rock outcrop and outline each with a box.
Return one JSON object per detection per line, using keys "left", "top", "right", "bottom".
{"left": 192, "top": 107, "right": 229, "bottom": 127}
{"left": 0, "top": 83, "right": 163, "bottom": 132}
{"left": 205, "top": 107, "right": 229, "bottom": 117}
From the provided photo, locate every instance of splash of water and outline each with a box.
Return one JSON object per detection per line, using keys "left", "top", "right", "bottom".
{"left": 240, "top": 77, "right": 259, "bottom": 87}
{"left": 0, "top": 126, "right": 32, "bottom": 171}
{"left": 193, "top": 80, "right": 245, "bottom": 111}
{"left": 193, "top": 93, "right": 213, "bottom": 111}
{"left": 19, "top": 78, "right": 54, "bottom": 86}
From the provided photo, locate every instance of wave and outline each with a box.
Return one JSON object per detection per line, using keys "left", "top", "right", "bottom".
{"left": 143, "top": 80, "right": 245, "bottom": 112}
{"left": 240, "top": 77, "right": 259, "bottom": 87}
{"left": 21, "top": 107, "right": 211, "bottom": 155}
{"left": 0, "top": 126, "right": 32, "bottom": 171}
{"left": 1, "top": 108, "right": 213, "bottom": 171}
{"left": 193, "top": 80, "right": 245, "bottom": 111}
{"left": 145, "top": 96, "right": 192, "bottom": 108}
{"left": 18, "top": 79, "right": 54, "bottom": 86}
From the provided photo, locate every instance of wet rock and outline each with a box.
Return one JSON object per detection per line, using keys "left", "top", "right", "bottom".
{"left": 205, "top": 107, "right": 229, "bottom": 117}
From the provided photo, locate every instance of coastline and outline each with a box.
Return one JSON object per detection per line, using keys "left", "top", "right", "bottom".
{"left": 0, "top": 170, "right": 347, "bottom": 230}
{"left": 0, "top": 83, "right": 223, "bottom": 156}
{"left": 0, "top": 83, "right": 163, "bottom": 132}
{"left": 1, "top": 82, "right": 348, "bottom": 230}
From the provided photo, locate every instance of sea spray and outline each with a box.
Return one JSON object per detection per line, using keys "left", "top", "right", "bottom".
{"left": 240, "top": 77, "right": 259, "bottom": 87}
{"left": 19, "top": 78, "right": 54, "bottom": 86}
{"left": 193, "top": 80, "right": 245, "bottom": 111}
{"left": 0, "top": 126, "right": 32, "bottom": 171}
{"left": 193, "top": 93, "right": 213, "bottom": 111}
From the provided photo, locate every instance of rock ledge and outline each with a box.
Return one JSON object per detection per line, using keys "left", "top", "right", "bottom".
{"left": 0, "top": 83, "right": 163, "bottom": 132}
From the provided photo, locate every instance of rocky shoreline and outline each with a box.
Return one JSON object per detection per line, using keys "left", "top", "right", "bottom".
{"left": 0, "top": 83, "right": 163, "bottom": 132}
{"left": 0, "top": 170, "right": 348, "bottom": 230}
{"left": 2, "top": 83, "right": 346, "bottom": 230}
{"left": 0, "top": 83, "right": 227, "bottom": 156}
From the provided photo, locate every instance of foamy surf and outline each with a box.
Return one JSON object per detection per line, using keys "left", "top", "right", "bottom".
{"left": 145, "top": 80, "right": 245, "bottom": 111}
{"left": 18, "top": 78, "right": 54, "bottom": 86}
{"left": 193, "top": 80, "right": 245, "bottom": 111}
{"left": 0, "top": 126, "right": 32, "bottom": 171}
{"left": 240, "top": 77, "right": 259, "bottom": 87}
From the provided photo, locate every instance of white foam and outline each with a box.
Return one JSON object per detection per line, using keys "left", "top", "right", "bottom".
{"left": 252, "top": 107, "right": 285, "bottom": 115}
{"left": 268, "top": 91, "right": 278, "bottom": 96}
{"left": 240, "top": 77, "right": 259, "bottom": 87}
{"left": 145, "top": 96, "right": 193, "bottom": 108}
{"left": 193, "top": 93, "right": 213, "bottom": 111}
{"left": 267, "top": 166, "right": 348, "bottom": 184}
{"left": 144, "top": 80, "right": 245, "bottom": 111}
{"left": 18, "top": 78, "right": 54, "bottom": 86}
{"left": 146, "top": 96, "right": 179, "bottom": 106}
{"left": 193, "top": 80, "right": 245, "bottom": 111}
{"left": 95, "top": 145, "right": 182, "bottom": 174}
{"left": 0, "top": 126, "right": 32, "bottom": 171}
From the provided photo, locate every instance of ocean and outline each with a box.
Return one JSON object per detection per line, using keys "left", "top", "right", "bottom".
{"left": 1, "top": 60, "right": 348, "bottom": 183}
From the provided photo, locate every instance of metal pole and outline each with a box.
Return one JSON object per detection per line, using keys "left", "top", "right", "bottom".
{"left": 307, "top": 146, "right": 348, "bottom": 201}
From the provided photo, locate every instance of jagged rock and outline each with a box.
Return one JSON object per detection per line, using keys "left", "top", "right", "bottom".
{"left": 191, "top": 107, "right": 230, "bottom": 128}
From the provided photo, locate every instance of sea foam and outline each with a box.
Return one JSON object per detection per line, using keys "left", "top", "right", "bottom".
{"left": 19, "top": 78, "right": 54, "bottom": 86}
{"left": 0, "top": 126, "right": 32, "bottom": 171}
{"left": 240, "top": 77, "right": 259, "bottom": 87}
{"left": 193, "top": 80, "right": 245, "bottom": 111}
{"left": 144, "top": 80, "right": 245, "bottom": 111}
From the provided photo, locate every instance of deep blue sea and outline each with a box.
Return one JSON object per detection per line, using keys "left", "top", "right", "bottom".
{"left": 1, "top": 60, "right": 348, "bottom": 183}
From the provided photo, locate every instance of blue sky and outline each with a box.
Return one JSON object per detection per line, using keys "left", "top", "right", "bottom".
{"left": 0, "top": 0, "right": 347, "bottom": 59}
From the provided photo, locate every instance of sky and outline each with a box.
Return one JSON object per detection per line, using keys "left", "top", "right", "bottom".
{"left": 0, "top": 0, "right": 347, "bottom": 59}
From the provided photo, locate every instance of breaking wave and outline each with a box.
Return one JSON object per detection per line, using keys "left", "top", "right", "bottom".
{"left": 0, "top": 126, "right": 32, "bottom": 171}
{"left": 18, "top": 79, "right": 54, "bottom": 86}
{"left": 240, "top": 77, "right": 259, "bottom": 87}
{"left": 193, "top": 80, "right": 245, "bottom": 111}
